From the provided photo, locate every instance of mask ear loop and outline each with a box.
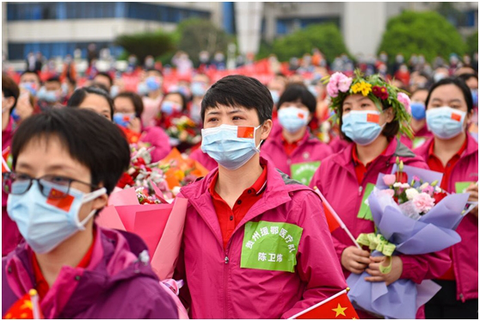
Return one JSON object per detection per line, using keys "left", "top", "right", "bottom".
{"left": 76, "top": 187, "right": 107, "bottom": 229}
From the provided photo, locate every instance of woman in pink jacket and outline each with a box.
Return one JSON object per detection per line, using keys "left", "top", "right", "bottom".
{"left": 260, "top": 83, "right": 332, "bottom": 180}
{"left": 413, "top": 77, "right": 478, "bottom": 319}
{"left": 309, "top": 71, "right": 451, "bottom": 318}
{"left": 113, "top": 91, "right": 172, "bottom": 162}
{"left": 175, "top": 75, "right": 348, "bottom": 319}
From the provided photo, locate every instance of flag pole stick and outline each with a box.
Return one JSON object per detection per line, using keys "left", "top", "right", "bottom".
{"left": 314, "top": 187, "right": 361, "bottom": 249}
{"left": 29, "top": 289, "right": 41, "bottom": 319}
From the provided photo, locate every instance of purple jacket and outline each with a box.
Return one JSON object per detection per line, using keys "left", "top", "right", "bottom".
{"left": 309, "top": 138, "right": 451, "bottom": 283}
{"left": 140, "top": 126, "right": 172, "bottom": 162}
{"left": 2, "top": 117, "right": 22, "bottom": 257}
{"left": 3, "top": 226, "right": 178, "bottom": 319}
{"left": 414, "top": 134, "right": 478, "bottom": 302}
{"left": 174, "top": 157, "right": 347, "bottom": 319}
{"left": 260, "top": 125, "right": 332, "bottom": 177}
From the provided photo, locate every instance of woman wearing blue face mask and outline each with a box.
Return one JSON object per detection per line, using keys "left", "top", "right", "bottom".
{"left": 140, "top": 69, "right": 164, "bottom": 127}
{"left": 413, "top": 77, "right": 478, "bottom": 319}
{"left": 260, "top": 83, "right": 332, "bottom": 183}
{"left": 399, "top": 88, "right": 433, "bottom": 149}
{"left": 2, "top": 108, "right": 178, "bottom": 318}
{"left": 310, "top": 71, "right": 450, "bottom": 319}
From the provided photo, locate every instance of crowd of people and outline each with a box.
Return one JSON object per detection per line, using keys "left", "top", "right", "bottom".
{"left": 1, "top": 46, "right": 478, "bottom": 319}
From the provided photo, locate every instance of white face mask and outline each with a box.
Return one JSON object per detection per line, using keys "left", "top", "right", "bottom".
{"left": 426, "top": 106, "right": 467, "bottom": 140}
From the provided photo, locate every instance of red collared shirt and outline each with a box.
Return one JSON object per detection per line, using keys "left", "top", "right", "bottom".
{"left": 352, "top": 145, "right": 388, "bottom": 185}
{"left": 209, "top": 167, "right": 268, "bottom": 249}
{"left": 32, "top": 230, "right": 97, "bottom": 301}
{"left": 281, "top": 133, "right": 303, "bottom": 156}
{"left": 427, "top": 137, "right": 467, "bottom": 280}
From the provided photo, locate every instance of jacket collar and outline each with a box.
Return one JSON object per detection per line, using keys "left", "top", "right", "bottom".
{"left": 416, "top": 132, "right": 478, "bottom": 160}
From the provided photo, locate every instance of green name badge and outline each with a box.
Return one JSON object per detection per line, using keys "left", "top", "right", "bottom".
{"left": 240, "top": 221, "right": 303, "bottom": 273}
{"left": 290, "top": 161, "right": 321, "bottom": 186}
{"left": 357, "top": 183, "right": 375, "bottom": 221}
{"left": 455, "top": 181, "right": 474, "bottom": 194}
{"left": 412, "top": 137, "right": 427, "bottom": 149}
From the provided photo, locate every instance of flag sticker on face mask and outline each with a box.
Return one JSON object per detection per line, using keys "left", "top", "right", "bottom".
{"left": 366, "top": 113, "right": 380, "bottom": 123}
{"left": 298, "top": 113, "right": 305, "bottom": 119}
{"left": 237, "top": 126, "right": 254, "bottom": 139}
{"left": 46, "top": 189, "right": 74, "bottom": 212}
{"left": 451, "top": 113, "right": 462, "bottom": 122}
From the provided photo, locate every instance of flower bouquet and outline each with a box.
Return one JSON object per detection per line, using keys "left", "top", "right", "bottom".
{"left": 159, "top": 148, "right": 209, "bottom": 197}
{"left": 165, "top": 115, "right": 202, "bottom": 148}
{"left": 346, "top": 158, "right": 470, "bottom": 319}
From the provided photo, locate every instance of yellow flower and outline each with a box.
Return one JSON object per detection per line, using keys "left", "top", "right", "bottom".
{"left": 351, "top": 81, "right": 372, "bottom": 96}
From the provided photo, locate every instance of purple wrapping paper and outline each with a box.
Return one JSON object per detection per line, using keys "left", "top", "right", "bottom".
{"left": 347, "top": 184, "right": 470, "bottom": 319}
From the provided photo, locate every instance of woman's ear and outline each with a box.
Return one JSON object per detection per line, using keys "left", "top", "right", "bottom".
{"left": 92, "top": 182, "right": 108, "bottom": 211}
{"left": 384, "top": 107, "right": 395, "bottom": 124}
{"left": 260, "top": 119, "right": 273, "bottom": 141}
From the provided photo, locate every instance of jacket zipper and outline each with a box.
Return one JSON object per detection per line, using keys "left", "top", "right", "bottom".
{"left": 223, "top": 247, "right": 230, "bottom": 319}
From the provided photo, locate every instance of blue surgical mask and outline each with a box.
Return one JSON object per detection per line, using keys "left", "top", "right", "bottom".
{"left": 161, "top": 101, "right": 182, "bottom": 116}
{"left": 278, "top": 107, "right": 309, "bottom": 133}
{"left": 20, "top": 82, "right": 37, "bottom": 96}
{"left": 7, "top": 181, "right": 106, "bottom": 254}
{"left": 201, "top": 124, "right": 262, "bottom": 170}
{"left": 342, "top": 110, "right": 385, "bottom": 146}
{"left": 191, "top": 82, "right": 207, "bottom": 97}
{"left": 270, "top": 90, "right": 280, "bottom": 105}
{"left": 110, "top": 85, "right": 119, "bottom": 98}
{"left": 426, "top": 106, "right": 466, "bottom": 139}
{"left": 410, "top": 102, "right": 426, "bottom": 120}
{"left": 113, "top": 113, "right": 135, "bottom": 128}
{"left": 37, "top": 87, "right": 59, "bottom": 102}
{"left": 137, "top": 82, "right": 148, "bottom": 96}
{"left": 11, "top": 108, "right": 21, "bottom": 122}
{"left": 146, "top": 76, "right": 161, "bottom": 91}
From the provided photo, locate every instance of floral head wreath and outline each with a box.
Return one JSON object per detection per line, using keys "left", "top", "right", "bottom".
{"left": 323, "top": 69, "right": 413, "bottom": 138}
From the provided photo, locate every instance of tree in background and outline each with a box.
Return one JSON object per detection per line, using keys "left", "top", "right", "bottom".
{"left": 466, "top": 31, "right": 478, "bottom": 56}
{"left": 259, "top": 23, "right": 350, "bottom": 64}
{"left": 175, "top": 18, "right": 232, "bottom": 67}
{"left": 378, "top": 11, "right": 467, "bottom": 65}
{"left": 115, "top": 30, "right": 175, "bottom": 63}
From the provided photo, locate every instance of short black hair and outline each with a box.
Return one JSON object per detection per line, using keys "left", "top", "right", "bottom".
{"left": 11, "top": 108, "right": 130, "bottom": 196}
{"left": 277, "top": 83, "right": 317, "bottom": 115}
{"left": 145, "top": 68, "right": 163, "bottom": 77}
{"left": 67, "top": 86, "right": 114, "bottom": 120}
{"left": 425, "top": 77, "right": 474, "bottom": 113}
{"left": 458, "top": 73, "right": 478, "bottom": 84}
{"left": 201, "top": 75, "right": 273, "bottom": 124}
{"left": 20, "top": 70, "right": 41, "bottom": 84}
{"left": 115, "top": 91, "right": 144, "bottom": 117}
{"left": 94, "top": 72, "right": 113, "bottom": 87}
{"left": 2, "top": 74, "right": 20, "bottom": 111}
{"left": 45, "top": 76, "right": 61, "bottom": 85}
{"left": 339, "top": 95, "right": 400, "bottom": 143}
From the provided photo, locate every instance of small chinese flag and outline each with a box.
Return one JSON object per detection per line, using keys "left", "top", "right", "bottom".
{"left": 366, "top": 113, "right": 380, "bottom": 124}
{"left": 119, "top": 126, "right": 141, "bottom": 144}
{"left": 237, "top": 126, "right": 254, "bottom": 139}
{"left": 46, "top": 188, "right": 74, "bottom": 212}
{"left": 314, "top": 188, "right": 342, "bottom": 233}
{"left": 4, "top": 289, "right": 43, "bottom": 319}
{"left": 2, "top": 156, "right": 10, "bottom": 173}
{"left": 290, "top": 289, "right": 359, "bottom": 319}
{"left": 451, "top": 113, "right": 462, "bottom": 122}
{"left": 298, "top": 113, "right": 305, "bottom": 119}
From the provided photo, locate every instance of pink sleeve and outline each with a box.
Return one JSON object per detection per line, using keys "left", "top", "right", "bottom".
{"left": 141, "top": 127, "right": 172, "bottom": 162}
{"left": 399, "top": 250, "right": 451, "bottom": 284}
{"left": 281, "top": 191, "right": 347, "bottom": 318}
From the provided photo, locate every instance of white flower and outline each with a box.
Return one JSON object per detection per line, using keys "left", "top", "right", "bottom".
{"left": 393, "top": 182, "right": 402, "bottom": 188}
{"left": 405, "top": 188, "right": 420, "bottom": 200}
{"left": 435, "top": 186, "right": 442, "bottom": 193}
{"left": 172, "top": 186, "right": 182, "bottom": 196}
{"left": 401, "top": 183, "right": 411, "bottom": 189}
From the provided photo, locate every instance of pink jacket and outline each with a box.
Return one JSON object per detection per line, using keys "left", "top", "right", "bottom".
{"left": 260, "top": 125, "right": 332, "bottom": 177}
{"left": 139, "top": 126, "right": 172, "bottom": 162}
{"left": 329, "top": 135, "right": 351, "bottom": 154}
{"left": 400, "top": 125, "right": 433, "bottom": 150}
{"left": 414, "top": 134, "right": 478, "bottom": 301}
{"left": 174, "top": 157, "right": 348, "bottom": 319}
{"left": 309, "top": 138, "right": 451, "bottom": 283}
{"left": 2, "top": 116, "right": 22, "bottom": 257}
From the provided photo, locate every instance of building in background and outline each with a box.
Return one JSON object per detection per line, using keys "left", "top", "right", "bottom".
{"left": 3, "top": 2, "right": 478, "bottom": 62}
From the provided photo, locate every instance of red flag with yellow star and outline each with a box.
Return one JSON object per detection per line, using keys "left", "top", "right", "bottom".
{"left": 290, "top": 289, "right": 359, "bottom": 319}
{"left": 3, "top": 289, "right": 43, "bottom": 319}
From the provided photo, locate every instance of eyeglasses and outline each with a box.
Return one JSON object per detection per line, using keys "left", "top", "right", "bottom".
{"left": 2, "top": 172, "right": 97, "bottom": 199}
